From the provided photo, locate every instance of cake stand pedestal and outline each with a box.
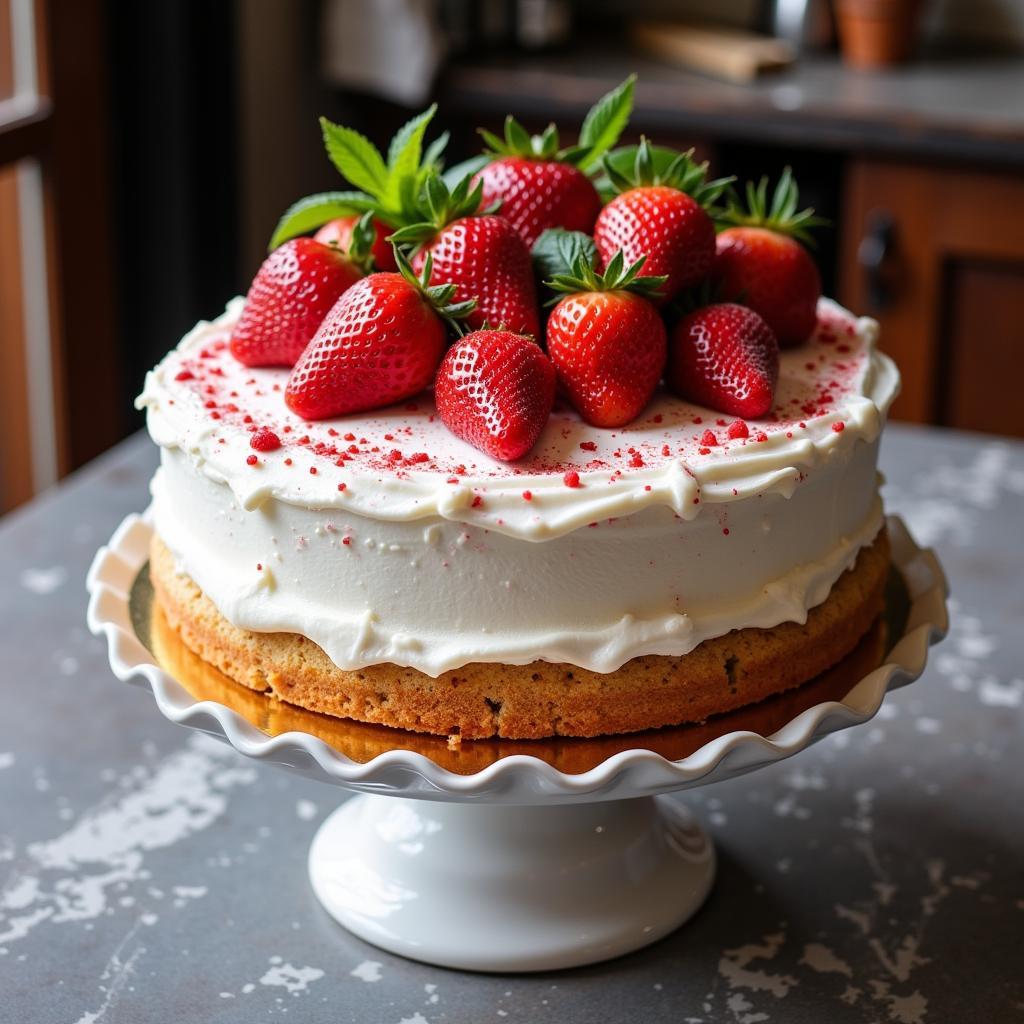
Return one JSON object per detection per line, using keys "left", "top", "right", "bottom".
{"left": 309, "top": 794, "right": 713, "bottom": 971}
{"left": 88, "top": 514, "right": 947, "bottom": 973}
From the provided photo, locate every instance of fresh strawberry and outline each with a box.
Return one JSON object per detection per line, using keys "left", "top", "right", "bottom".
{"left": 713, "top": 168, "right": 824, "bottom": 347}
{"left": 435, "top": 330, "right": 556, "bottom": 461}
{"left": 594, "top": 139, "right": 730, "bottom": 306}
{"left": 667, "top": 303, "right": 779, "bottom": 418}
{"left": 470, "top": 76, "right": 635, "bottom": 248}
{"left": 475, "top": 157, "right": 601, "bottom": 249}
{"left": 230, "top": 237, "right": 364, "bottom": 367}
{"left": 315, "top": 215, "right": 397, "bottom": 271}
{"left": 391, "top": 174, "right": 540, "bottom": 338}
{"left": 285, "top": 253, "right": 473, "bottom": 420}
{"left": 544, "top": 250, "right": 667, "bottom": 428}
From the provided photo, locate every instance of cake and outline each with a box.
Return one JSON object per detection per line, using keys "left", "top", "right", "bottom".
{"left": 136, "top": 82, "right": 900, "bottom": 741}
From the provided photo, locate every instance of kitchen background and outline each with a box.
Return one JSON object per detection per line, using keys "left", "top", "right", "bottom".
{"left": 2, "top": 0, "right": 1023, "bottom": 515}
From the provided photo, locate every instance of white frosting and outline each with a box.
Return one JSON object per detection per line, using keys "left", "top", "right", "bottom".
{"left": 139, "top": 297, "right": 899, "bottom": 676}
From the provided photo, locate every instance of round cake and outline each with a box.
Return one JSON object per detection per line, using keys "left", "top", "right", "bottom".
{"left": 138, "top": 297, "right": 899, "bottom": 739}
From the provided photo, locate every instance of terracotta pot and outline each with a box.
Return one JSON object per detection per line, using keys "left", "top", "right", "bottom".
{"left": 835, "top": 0, "right": 923, "bottom": 68}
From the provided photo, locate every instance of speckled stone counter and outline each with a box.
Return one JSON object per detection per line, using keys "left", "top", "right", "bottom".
{"left": 1, "top": 424, "right": 1021, "bottom": 1024}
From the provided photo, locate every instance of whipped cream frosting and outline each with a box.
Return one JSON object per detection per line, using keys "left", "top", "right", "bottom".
{"left": 139, "top": 297, "right": 899, "bottom": 675}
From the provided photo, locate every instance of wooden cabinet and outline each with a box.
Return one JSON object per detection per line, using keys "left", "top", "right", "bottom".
{"left": 839, "top": 160, "right": 1024, "bottom": 435}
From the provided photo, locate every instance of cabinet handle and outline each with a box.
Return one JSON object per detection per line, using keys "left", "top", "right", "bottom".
{"left": 857, "top": 210, "right": 896, "bottom": 312}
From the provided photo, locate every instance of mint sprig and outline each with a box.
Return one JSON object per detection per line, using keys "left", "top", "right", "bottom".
{"left": 268, "top": 105, "right": 447, "bottom": 252}
{"left": 478, "top": 74, "right": 635, "bottom": 172}
{"left": 269, "top": 191, "right": 378, "bottom": 251}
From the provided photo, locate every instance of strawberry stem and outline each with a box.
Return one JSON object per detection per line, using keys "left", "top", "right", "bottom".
{"left": 717, "top": 167, "right": 828, "bottom": 246}
{"left": 544, "top": 250, "right": 667, "bottom": 303}
{"left": 393, "top": 246, "right": 477, "bottom": 334}
{"left": 601, "top": 137, "right": 734, "bottom": 210}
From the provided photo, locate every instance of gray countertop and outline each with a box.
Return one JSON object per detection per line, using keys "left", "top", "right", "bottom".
{"left": 442, "top": 49, "right": 1024, "bottom": 166}
{"left": 1, "top": 424, "right": 1022, "bottom": 1023}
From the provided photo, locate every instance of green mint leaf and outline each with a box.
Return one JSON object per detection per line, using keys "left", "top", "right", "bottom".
{"left": 578, "top": 74, "right": 636, "bottom": 173}
{"left": 531, "top": 228, "right": 598, "bottom": 281}
{"left": 422, "top": 130, "right": 450, "bottom": 172}
{"left": 268, "top": 191, "right": 377, "bottom": 250}
{"left": 384, "top": 104, "right": 437, "bottom": 212}
{"left": 319, "top": 117, "right": 389, "bottom": 199}
{"left": 443, "top": 154, "right": 489, "bottom": 190}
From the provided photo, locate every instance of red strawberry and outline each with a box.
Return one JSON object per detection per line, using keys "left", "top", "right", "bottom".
{"left": 392, "top": 174, "right": 539, "bottom": 338}
{"left": 667, "top": 303, "right": 779, "bottom": 419}
{"left": 230, "top": 238, "right": 363, "bottom": 368}
{"left": 315, "top": 215, "right": 398, "bottom": 271}
{"left": 474, "top": 157, "right": 600, "bottom": 249}
{"left": 414, "top": 215, "right": 538, "bottom": 337}
{"left": 544, "top": 251, "right": 667, "bottom": 428}
{"left": 435, "top": 330, "right": 556, "bottom": 461}
{"left": 471, "top": 76, "right": 635, "bottom": 247}
{"left": 593, "top": 140, "right": 730, "bottom": 306}
{"left": 713, "top": 168, "right": 824, "bottom": 347}
{"left": 285, "top": 255, "right": 473, "bottom": 420}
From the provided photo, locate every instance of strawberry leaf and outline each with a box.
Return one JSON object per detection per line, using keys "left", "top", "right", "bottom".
{"left": 577, "top": 74, "right": 636, "bottom": 173}
{"left": 531, "top": 228, "right": 598, "bottom": 281}
{"left": 385, "top": 104, "right": 437, "bottom": 212}
{"left": 268, "top": 190, "right": 377, "bottom": 250}
{"left": 319, "top": 117, "right": 389, "bottom": 199}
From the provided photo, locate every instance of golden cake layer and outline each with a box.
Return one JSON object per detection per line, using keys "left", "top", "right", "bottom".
{"left": 150, "top": 528, "right": 889, "bottom": 740}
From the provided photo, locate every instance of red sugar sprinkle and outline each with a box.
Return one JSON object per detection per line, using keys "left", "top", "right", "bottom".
{"left": 522, "top": 490, "right": 533, "bottom": 501}
{"left": 284, "top": 458, "right": 293, "bottom": 466}
{"left": 203, "top": 399, "right": 216, "bottom": 409}
{"left": 309, "top": 466, "right": 318, "bottom": 474}
{"left": 661, "top": 444, "right": 671, "bottom": 456}
{"left": 629, "top": 453, "right": 644, "bottom": 468}
{"left": 344, "top": 432, "right": 356, "bottom": 441}
{"left": 174, "top": 369, "right": 194, "bottom": 381}
{"left": 408, "top": 452, "right": 430, "bottom": 464}
{"left": 298, "top": 435, "right": 310, "bottom": 445}
{"left": 342, "top": 536, "right": 351, "bottom": 545}
{"left": 699, "top": 447, "right": 711, "bottom": 455}
{"left": 384, "top": 433, "right": 394, "bottom": 441}
{"left": 644, "top": 484, "right": 652, "bottom": 492}
{"left": 246, "top": 454, "right": 258, "bottom": 466}
{"left": 716, "top": 418, "right": 726, "bottom": 427}
{"left": 563, "top": 470, "right": 581, "bottom": 488}
{"left": 256, "top": 563, "right": 262, "bottom": 571}
{"left": 471, "top": 495, "right": 483, "bottom": 508}
{"left": 727, "top": 420, "right": 749, "bottom": 440}
{"left": 692, "top": 416, "right": 703, "bottom": 424}
{"left": 347, "top": 445, "right": 359, "bottom": 454}
{"left": 832, "top": 421, "right": 846, "bottom": 432}
{"left": 700, "top": 430, "right": 718, "bottom": 446}
{"left": 756, "top": 432, "right": 769, "bottom": 442}
{"left": 210, "top": 411, "right": 221, "bottom": 420}
{"left": 327, "top": 428, "right": 339, "bottom": 437}
{"left": 388, "top": 449, "right": 403, "bottom": 463}
{"left": 580, "top": 441, "right": 597, "bottom": 452}
{"left": 722, "top": 528, "right": 730, "bottom": 536}
{"left": 338, "top": 482, "right": 347, "bottom": 491}
{"left": 250, "top": 428, "right": 282, "bottom": 452}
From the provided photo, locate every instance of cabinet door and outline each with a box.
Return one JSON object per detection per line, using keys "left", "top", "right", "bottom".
{"left": 839, "top": 159, "right": 1024, "bottom": 436}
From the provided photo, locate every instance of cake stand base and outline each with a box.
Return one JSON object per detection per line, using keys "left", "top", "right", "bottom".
{"left": 308, "top": 793, "right": 715, "bottom": 972}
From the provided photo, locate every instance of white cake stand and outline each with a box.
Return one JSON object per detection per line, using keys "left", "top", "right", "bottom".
{"left": 87, "top": 515, "right": 947, "bottom": 972}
